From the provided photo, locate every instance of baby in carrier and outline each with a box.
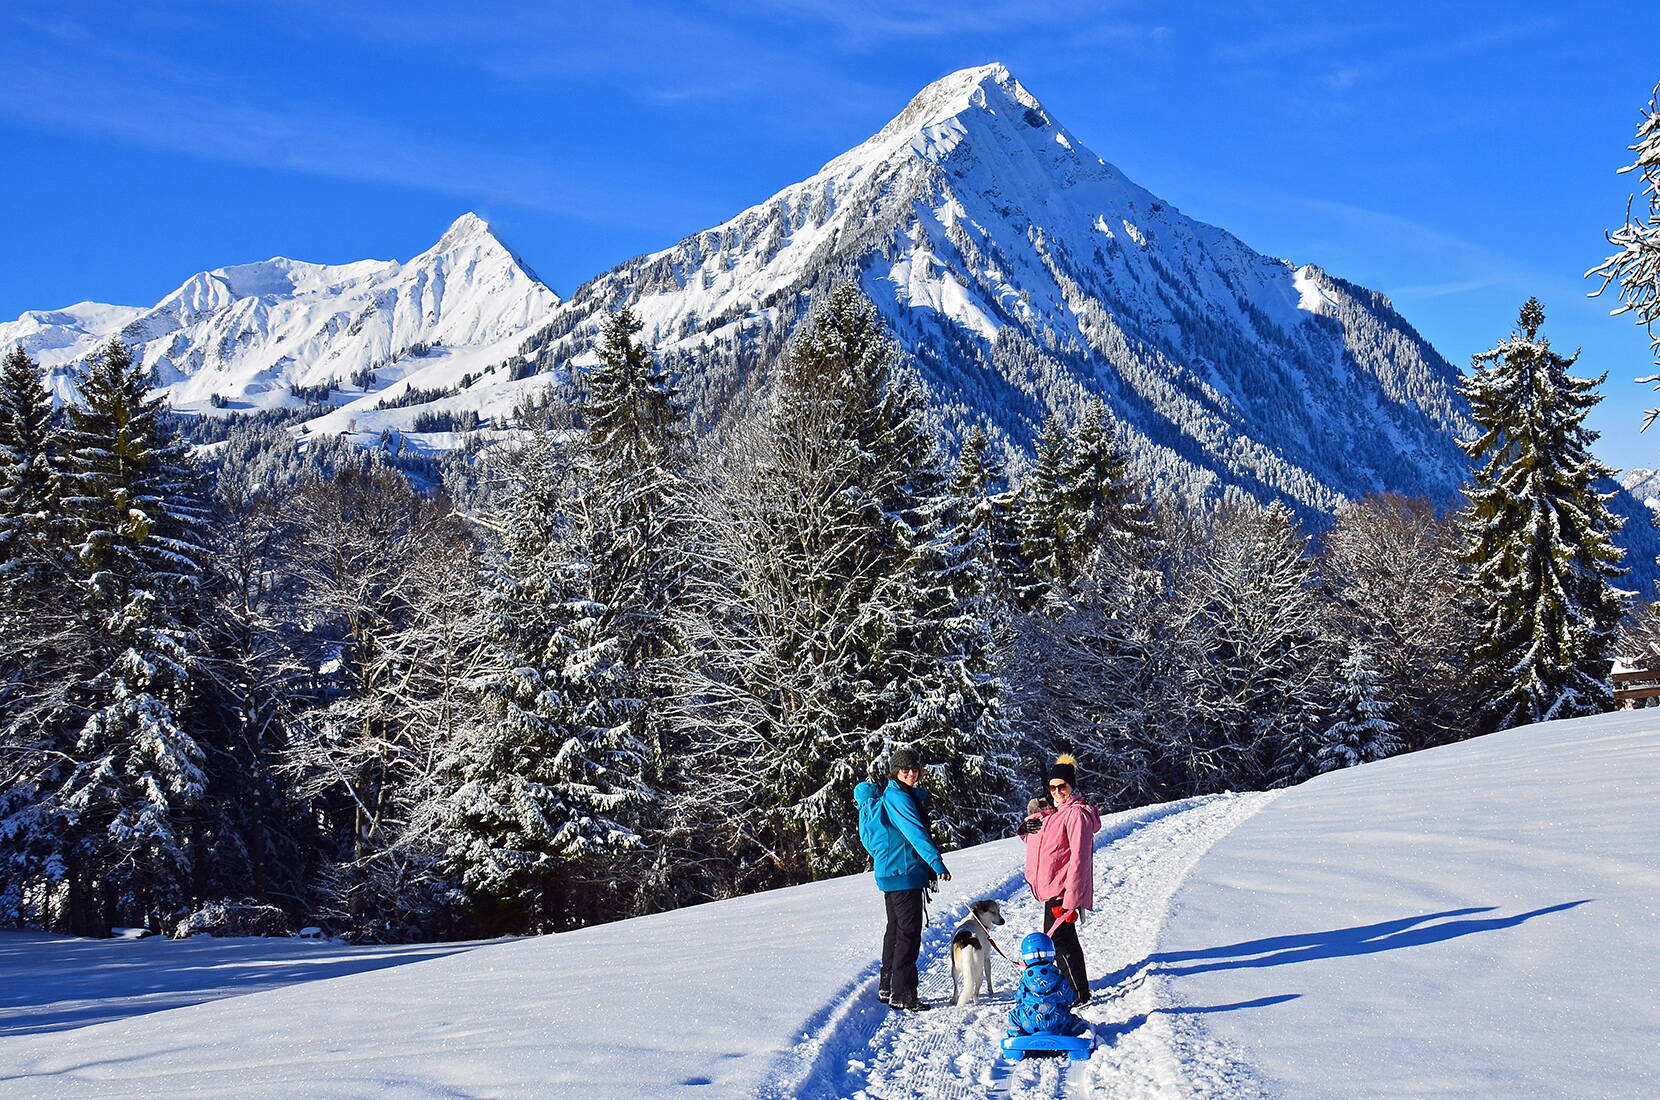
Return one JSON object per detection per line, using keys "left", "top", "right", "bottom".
{"left": 1008, "top": 932, "right": 1086, "bottom": 1038}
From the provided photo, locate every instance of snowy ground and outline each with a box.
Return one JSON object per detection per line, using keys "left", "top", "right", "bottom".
{"left": 1, "top": 711, "right": 1654, "bottom": 1097}
{"left": 1155, "top": 712, "right": 1660, "bottom": 1099}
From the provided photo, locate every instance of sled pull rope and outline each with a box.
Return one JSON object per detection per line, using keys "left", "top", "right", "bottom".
{"left": 1043, "top": 907, "right": 1079, "bottom": 937}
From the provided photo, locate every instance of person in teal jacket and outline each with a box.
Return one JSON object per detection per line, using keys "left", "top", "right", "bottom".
{"left": 855, "top": 748, "right": 951, "bottom": 1012}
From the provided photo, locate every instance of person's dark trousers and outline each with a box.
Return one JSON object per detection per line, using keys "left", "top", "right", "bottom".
{"left": 1045, "top": 898, "right": 1090, "bottom": 1004}
{"left": 881, "top": 888, "right": 926, "bottom": 1003}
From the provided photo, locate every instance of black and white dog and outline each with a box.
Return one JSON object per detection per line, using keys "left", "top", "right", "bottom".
{"left": 949, "top": 899, "right": 1006, "bottom": 1006}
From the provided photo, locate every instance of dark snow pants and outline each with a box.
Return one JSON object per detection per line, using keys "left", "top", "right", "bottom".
{"left": 880, "top": 888, "right": 925, "bottom": 1003}
{"left": 1045, "top": 898, "right": 1089, "bottom": 1003}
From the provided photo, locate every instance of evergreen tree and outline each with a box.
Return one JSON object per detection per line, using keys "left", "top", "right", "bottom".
{"left": 0, "top": 345, "right": 66, "bottom": 581}
{"left": 1317, "top": 645, "right": 1402, "bottom": 773}
{"left": 436, "top": 435, "right": 644, "bottom": 933}
{"left": 1460, "top": 299, "right": 1628, "bottom": 728}
{"left": 0, "top": 345, "right": 71, "bottom": 924}
{"left": 1062, "top": 400, "right": 1154, "bottom": 575}
{"left": 1590, "top": 82, "right": 1660, "bottom": 413}
{"left": 579, "top": 309, "right": 691, "bottom": 907}
{"left": 681, "top": 285, "right": 1009, "bottom": 882}
{"left": 1018, "top": 412, "right": 1074, "bottom": 594}
{"left": 952, "top": 427, "right": 1031, "bottom": 604}
{"left": 48, "top": 340, "right": 211, "bottom": 934}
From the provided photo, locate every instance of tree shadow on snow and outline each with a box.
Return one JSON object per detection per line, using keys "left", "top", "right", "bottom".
{"left": 1096, "top": 994, "right": 1302, "bottom": 1045}
{"left": 1097, "top": 901, "right": 1591, "bottom": 990}
{"left": 0, "top": 934, "right": 480, "bottom": 1037}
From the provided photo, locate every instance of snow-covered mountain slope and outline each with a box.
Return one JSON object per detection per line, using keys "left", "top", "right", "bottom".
{"left": 518, "top": 63, "right": 1474, "bottom": 513}
{"left": 2, "top": 711, "right": 1654, "bottom": 1098}
{"left": 0, "top": 213, "right": 559, "bottom": 416}
{"left": 1622, "top": 466, "right": 1660, "bottom": 508}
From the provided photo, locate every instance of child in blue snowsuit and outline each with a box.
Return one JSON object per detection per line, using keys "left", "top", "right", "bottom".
{"left": 1008, "top": 933, "right": 1086, "bottom": 1037}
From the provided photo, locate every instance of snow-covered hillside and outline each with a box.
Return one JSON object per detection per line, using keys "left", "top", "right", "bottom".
{"left": 0, "top": 213, "right": 559, "bottom": 422}
{"left": 1622, "top": 466, "right": 1660, "bottom": 509}
{"left": 2, "top": 711, "right": 1653, "bottom": 1098}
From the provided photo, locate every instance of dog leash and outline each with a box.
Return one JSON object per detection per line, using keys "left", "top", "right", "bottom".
{"left": 973, "top": 910, "right": 1017, "bottom": 964}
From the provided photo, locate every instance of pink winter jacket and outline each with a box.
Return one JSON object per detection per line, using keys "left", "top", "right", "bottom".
{"left": 1020, "top": 798, "right": 1102, "bottom": 912}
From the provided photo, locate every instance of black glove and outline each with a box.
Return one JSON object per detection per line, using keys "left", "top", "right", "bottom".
{"left": 1017, "top": 816, "right": 1043, "bottom": 836}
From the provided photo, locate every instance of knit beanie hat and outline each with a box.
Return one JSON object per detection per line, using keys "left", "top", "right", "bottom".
{"left": 889, "top": 748, "right": 921, "bottom": 774}
{"left": 1046, "top": 753, "right": 1077, "bottom": 788}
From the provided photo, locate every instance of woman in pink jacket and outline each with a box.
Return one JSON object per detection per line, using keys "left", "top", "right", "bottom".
{"left": 1018, "top": 754, "right": 1101, "bottom": 1006}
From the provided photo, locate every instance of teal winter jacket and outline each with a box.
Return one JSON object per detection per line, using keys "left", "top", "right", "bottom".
{"left": 855, "top": 779, "right": 946, "bottom": 891}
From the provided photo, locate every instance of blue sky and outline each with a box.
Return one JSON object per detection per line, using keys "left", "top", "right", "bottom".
{"left": 4, "top": 1, "right": 1658, "bottom": 471}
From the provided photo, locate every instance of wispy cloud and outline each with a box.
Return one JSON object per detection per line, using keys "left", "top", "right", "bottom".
{"left": 0, "top": 53, "right": 723, "bottom": 234}
{"left": 1389, "top": 276, "right": 1510, "bottom": 300}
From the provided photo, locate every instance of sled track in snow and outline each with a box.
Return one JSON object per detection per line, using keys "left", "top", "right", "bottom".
{"left": 757, "top": 791, "right": 1281, "bottom": 1099}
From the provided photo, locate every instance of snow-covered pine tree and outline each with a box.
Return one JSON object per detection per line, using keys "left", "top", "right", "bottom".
{"left": 952, "top": 426, "right": 1032, "bottom": 605}
{"left": 435, "top": 433, "right": 644, "bottom": 933}
{"left": 1317, "top": 644, "right": 1402, "bottom": 773}
{"left": 1589, "top": 81, "right": 1660, "bottom": 418}
{"left": 1018, "top": 412, "right": 1075, "bottom": 597}
{"left": 677, "top": 285, "right": 1009, "bottom": 883}
{"left": 870, "top": 376, "right": 1012, "bottom": 848}
{"left": 578, "top": 309, "right": 691, "bottom": 909}
{"left": 0, "top": 345, "right": 66, "bottom": 584}
{"left": 0, "top": 346, "right": 73, "bottom": 925}
{"left": 1062, "top": 399, "right": 1155, "bottom": 578}
{"left": 45, "top": 339, "right": 212, "bottom": 935}
{"left": 1460, "top": 298, "right": 1628, "bottom": 729}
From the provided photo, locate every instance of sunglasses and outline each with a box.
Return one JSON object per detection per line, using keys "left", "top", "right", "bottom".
{"left": 1048, "top": 781, "right": 1071, "bottom": 791}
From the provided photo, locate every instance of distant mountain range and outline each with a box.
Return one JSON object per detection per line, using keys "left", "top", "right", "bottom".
{"left": 4, "top": 62, "right": 1656, "bottom": 589}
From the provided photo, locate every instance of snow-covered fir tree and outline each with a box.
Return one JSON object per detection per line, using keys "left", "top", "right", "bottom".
{"left": 1590, "top": 81, "right": 1660, "bottom": 418}
{"left": 1317, "top": 645, "right": 1402, "bottom": 773}
{"left": 1460, "top": 298, "right": 1628, "bottom": 729}
{"left": 577, "top": 309, "right": 691, "bottom": 909}
{"left": 676, "top": 285, "right": 1008, "bottom": 883}
{"left": 42, "top": 340, "right": 212, "bottom": 935}
{"left": 1062, "top": 400, "right": 1156, "bottom": 578}
{"left": 435, "top": 433, "right": 645, "bottom": 933}
{"left": 0, "top": 345, "right": 72, "bottom": 926}
{"left": 0, "top": 345, "right": 66, "bottom": 584}
{"left": 1017, "top": 412, "right": 1075, "bottom": 596}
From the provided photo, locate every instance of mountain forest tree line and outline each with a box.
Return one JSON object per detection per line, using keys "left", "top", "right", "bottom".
{"left": 0, "top": 270, "right": 1637, "bottom": 940}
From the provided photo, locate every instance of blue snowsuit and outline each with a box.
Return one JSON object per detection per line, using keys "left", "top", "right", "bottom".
{"left": 1008, "top": 960, "right": 1085, "bottom": 1037}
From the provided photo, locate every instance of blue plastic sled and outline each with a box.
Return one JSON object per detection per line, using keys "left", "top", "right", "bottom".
{"left": 1001, "top": 1028, "right": 1095, "bottom": 1061}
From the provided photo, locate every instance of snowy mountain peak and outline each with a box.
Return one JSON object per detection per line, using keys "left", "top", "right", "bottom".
{"left": 436, "top": 211, "right": 492, "bottom": 248}
{"left": 515, "top": 63, "right": 1476, "bottom": 519}
{"left": 821, "top": 62, "right": 1068, "bottom": 177}
{"left": 0, "top": 215, "right": 560, "bottom": 413}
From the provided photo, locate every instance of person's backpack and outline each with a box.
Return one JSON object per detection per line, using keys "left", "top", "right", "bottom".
{"left": 854, "top": 781, "right": 888, "bottom": 860}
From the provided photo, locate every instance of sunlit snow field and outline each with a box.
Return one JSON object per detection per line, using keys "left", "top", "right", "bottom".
{"left": 1, "top": 711, "right": 1654, "bottom": 1098}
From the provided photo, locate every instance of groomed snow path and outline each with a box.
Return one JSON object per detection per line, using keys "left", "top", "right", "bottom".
{"left": 759, "top": 792, "right": 1279, "bottom": 1100}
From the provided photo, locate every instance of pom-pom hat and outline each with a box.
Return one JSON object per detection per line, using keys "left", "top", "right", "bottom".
{"left": 1046, "top": 753, "right": 1077, "bottom": 788}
